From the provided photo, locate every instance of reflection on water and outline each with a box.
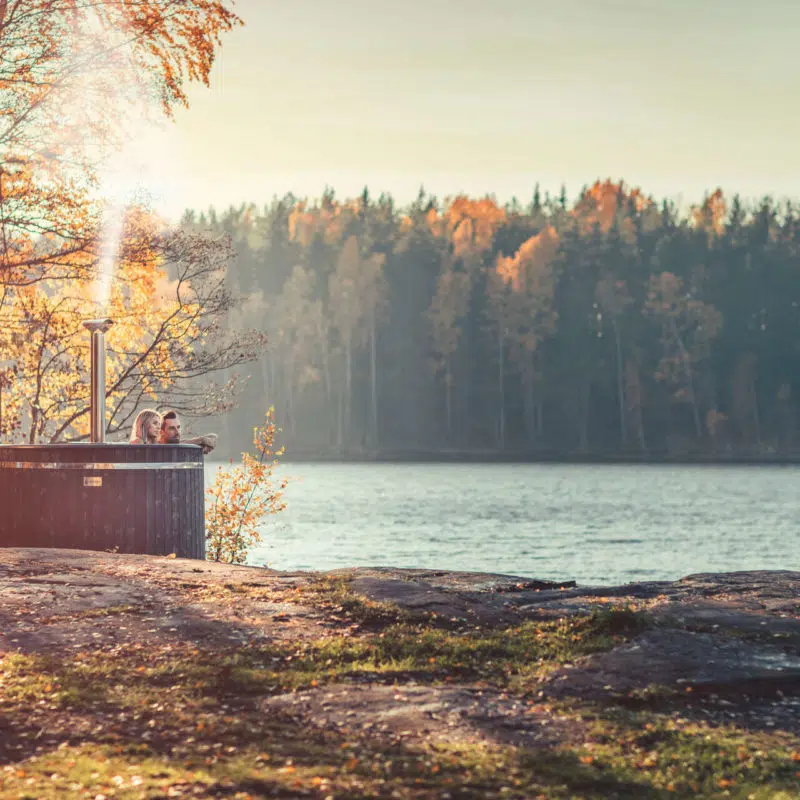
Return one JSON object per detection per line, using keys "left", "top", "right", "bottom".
{"left": 205, "top": 463, "right": 799, "bottom": 585}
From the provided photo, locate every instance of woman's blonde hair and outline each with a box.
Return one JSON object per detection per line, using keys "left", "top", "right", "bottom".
{"left": 130, "top": 409, "right": 162, "bottom": 444}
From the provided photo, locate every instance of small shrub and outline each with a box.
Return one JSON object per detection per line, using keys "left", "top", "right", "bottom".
{"left": 205, "top": 407, "right": 287, "bottom": 564}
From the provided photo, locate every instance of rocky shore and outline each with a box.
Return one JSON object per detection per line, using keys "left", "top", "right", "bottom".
{"left": 1, "top": 548, "right": 798, "bottom": 798}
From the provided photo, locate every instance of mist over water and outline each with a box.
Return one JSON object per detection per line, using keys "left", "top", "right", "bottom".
{"left": 208, "top": 463, "right": 799, "bottom": 585}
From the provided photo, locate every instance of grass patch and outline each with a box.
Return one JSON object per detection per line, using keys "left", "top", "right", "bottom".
{"left": 1, "top": 696, "right": 797, "bottom": 799}
{"left": 569, "top": 705, "right": 800, "bottom": 798}
{"left": 2, "top": 620, "right": 799, "bottom": 798}
{"left": 2, "top": 581, "right": 797, "bottom": 799}
{"left": 293, "top": 609, "right": 640, "bottom": 688}
{"left": 0, "top": 608, "right": 641, "bottom": 709}
{"left": 295, "top": 574, "right": 426, "bottom": 627}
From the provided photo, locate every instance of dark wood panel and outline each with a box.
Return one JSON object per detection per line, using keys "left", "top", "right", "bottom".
{"left": 0, "top": 444, "right": 205, "bottom": 559}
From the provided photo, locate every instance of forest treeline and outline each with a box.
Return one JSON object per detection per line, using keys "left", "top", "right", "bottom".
{"left": 183, "top": 182, "right": 800, "bottom": 460}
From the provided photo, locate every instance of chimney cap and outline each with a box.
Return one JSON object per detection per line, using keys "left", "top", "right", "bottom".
{"left": 82, "top": 318, "right": 114, "bottom": 333}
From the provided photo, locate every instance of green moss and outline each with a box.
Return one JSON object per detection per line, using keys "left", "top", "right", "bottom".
{"left": 1, "top": 589, "right": 797, "bottom": 799}
{"left": 568, "top": 706, "right": 800, "bottom": 799}
{"left": 1, "top": 602, "right": 647, "bottom": 714}
{"left": 287, "top": 610, "right": 634, "bottom": 688}
{"left": 297, "top": 574, "right": 426, "bottom": 626}
{"left": 2, "top": 720, "right": 796, "bottom": 799}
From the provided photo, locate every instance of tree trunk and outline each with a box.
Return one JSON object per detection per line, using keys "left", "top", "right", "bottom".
{"left": 579, "top": 376, "right": 591, "bottom": 452}
{"left": 321, "top": 343, "right": 333, "bottom": 445}
{"left": 369, "top": 313, "right": 378, "bottom": 452}
{"left": 335, "top": 385, "right": 343, "bottom": 453}
{"left": 535, "top": 395, "right": 544, "bottom": 438}
{"left": 344, "top": 334, "right": 352, "bottom": 450}
{"left": 444, "top": 364, "right": 453, "bottom": 444}
{"left": 625, "top": 357, "right": 647, "bottom": 453}
{"left": 28, "top": 406, "right": 38, "bottom": 444}
{"left": 752, "top": 383, "right": 762, "bottom": 449}
{"left": 286, "top": 352, "right": 296, "bottom": 440}
{"left": 634, "top": 402, "right": 646, "bottom": 453}
{"left": 612, "top": 318, "right": 627, "bottom": 445}
{"left": 497, "top": 331, "right": 505, "bottom": 450}
{"left": 683, "top": 357, "right": 702, "bottom": 441}
{"left": 670, "top": 320, "right": 702, "bottom": 440}
{"left": 522, "top": 370, "right": 535, "bottom": 447}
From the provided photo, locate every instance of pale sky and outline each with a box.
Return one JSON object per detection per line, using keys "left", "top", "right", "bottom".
{"left": 138, "top": 0, "right": 800, "bottom": 221}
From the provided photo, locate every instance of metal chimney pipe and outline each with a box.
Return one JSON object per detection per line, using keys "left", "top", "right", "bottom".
{"left": 82, "top": 318, "right": 114, "bottom": 443}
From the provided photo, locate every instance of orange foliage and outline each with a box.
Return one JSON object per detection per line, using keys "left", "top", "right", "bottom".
{"left": 691, "top": 189, "right": 727, "bottom": 238}
{"left": 426, "top": 197, "right": 508, "bottom": 377}
{"left": 93, "top": 1, "right": 241, "bottom": 115}
{"left": 424, "top": 197, "right": 506, "bottom": 260}
{"left": 0, "top": 1, "right": 239, "bottom": 295}
{"left": 0, "top": 208, "right": 264, "bottom": 442}
{"left": 488, "top": 228, "right": 558, "bottom": 370}
{"left": 206, "top": 407, "right": 287, "bottom": 565}
{"left": 495, "top": 226, "right": 559, "bottom": 293}
{"left": 424, "top": 207, "right": 443, "bottom": 238}
{"left": 573, "top": 180, "right": 651, "bottom": 242}
{"left": 0, "top": 3, "right": 257, "bottom": 441}
{"left": 288, "top": 201, "right": 358, "bottom": 248}
{"left": 445, "top": 196, "right": 506, "bottom": 260}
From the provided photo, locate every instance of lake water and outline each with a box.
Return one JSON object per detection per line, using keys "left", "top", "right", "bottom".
{"left": 205, "top": 463, "right": 798, "bottom": 586}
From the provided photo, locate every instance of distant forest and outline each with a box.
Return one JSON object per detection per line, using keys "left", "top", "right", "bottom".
{"left": 182, "top": 182, "right": 800, "bottom": 461}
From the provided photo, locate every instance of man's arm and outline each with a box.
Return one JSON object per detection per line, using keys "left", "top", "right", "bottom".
{"left": 182, "top": 434, "right": 217, "bottom": 454}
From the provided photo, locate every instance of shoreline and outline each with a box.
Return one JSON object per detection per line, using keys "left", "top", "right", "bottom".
{"left": 274, "top": 450, "right": 800, "bottom": 466}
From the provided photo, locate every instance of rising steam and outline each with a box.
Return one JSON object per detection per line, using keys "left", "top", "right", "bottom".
{"left": 32, "top": 10, "right": 178, "bottom": 313}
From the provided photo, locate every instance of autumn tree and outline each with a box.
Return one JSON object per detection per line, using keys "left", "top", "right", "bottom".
{"left": 0, "top": 210, "right": 265, "bottom": 443}
{"left": 191, "top": 184, "right": 800, "bottom": 460}
{"left": 488, "top": 227, "right": 558, "bottom": 446}
{"left": 206, "top": 407, "right": 287, "bottom": 565}
{"left": 692, "top": 189, "right": 727, "bottom": 242}
{"left": 0, "top": 0, "right": 240, "bottom": 297}
{"left": 595, "top": 276, "right": 634, "bottom": 445}
{"left": 328, "top": 235, "right": 386, "bottom": 450}
{"left": 383, "top": 194, "right": 442, "bottom": 449}
{"left": 428, "top": 262, "right": 471, "bottom": 442}
{"left": 267, "top": 264, "right": 327, "bottom": 441}
{"left": 427, "top": 197, "right": 505, "bottom": 442}
{"left": 0, "top": 1, "right": 255, "bottom": 442}
{"left": 645, "top": 271, "right": 723, "bottom": 442}
{"left": 361, "top": 248, "right": 388, "bottom": 449}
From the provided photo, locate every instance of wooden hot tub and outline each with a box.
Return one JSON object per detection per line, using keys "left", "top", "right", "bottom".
{"left": 0, "top": 443, "right": 205, "bottom": 558}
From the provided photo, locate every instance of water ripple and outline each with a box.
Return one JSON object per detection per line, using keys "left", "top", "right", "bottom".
{"left": 205, "top": 462, "right": 800, "bottom": 585}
